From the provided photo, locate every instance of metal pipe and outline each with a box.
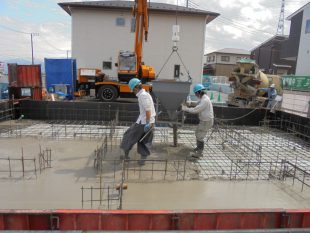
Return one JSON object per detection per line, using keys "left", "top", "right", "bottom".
{"left": 173, "top": 124, "right": 177, "bottom": 147}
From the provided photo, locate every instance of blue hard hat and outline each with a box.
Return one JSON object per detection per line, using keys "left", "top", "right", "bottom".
{"left": 193, "top": 84, "right": 205, "bottom": 93}
{"left": 128, "top": 78, "right": 141, "bottom": 91}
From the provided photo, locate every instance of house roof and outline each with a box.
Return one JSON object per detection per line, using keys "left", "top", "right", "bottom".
{"left": 287, "top": 2, "right": 310, "bottom": 20}
{"left": 251, "top": 35, "right": 288, "bottom": 52}
{"left": 59, "top": 1, "right": 219, "bottom": 23}
{"left": 207, "top": 48, "right": 250, "bottom": 55}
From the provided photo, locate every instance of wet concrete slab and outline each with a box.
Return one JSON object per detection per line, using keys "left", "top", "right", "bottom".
{"left": 123, "top": 180, "right": 310, "bottom": 210}
{"left": 0, "top": 136, "right": 309, "bottom": 210}
{"left": 0, "top": 122, "right": 310, "bottom": 210}
{"left": 0, "top": 138, "right": 99, "bottom": 209}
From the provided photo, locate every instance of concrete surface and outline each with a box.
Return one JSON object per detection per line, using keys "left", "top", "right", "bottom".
{"left": 0, "top": 134, "right": 310, "bottom": 210}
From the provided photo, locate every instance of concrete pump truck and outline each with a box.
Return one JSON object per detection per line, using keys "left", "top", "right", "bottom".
{"left": 77, "top": 0, "right": 155, "bottom": 101}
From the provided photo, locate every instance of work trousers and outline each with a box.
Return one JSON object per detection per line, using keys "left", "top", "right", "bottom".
{"left": 195, "top": 119, "right": 214, "bottom": 142}
{"left": 267, "top": 99, "right": 275, "bottom": 109}
{"left": 120, "top": 123, "right": 154, "bottom": 157}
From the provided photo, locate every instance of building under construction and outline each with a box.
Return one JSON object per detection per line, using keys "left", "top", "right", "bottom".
{"left": 0, "top": 0, "right": 310, "bottom": 230}
{"left": 0, "top": 85, "right": 310, "bottom": 231}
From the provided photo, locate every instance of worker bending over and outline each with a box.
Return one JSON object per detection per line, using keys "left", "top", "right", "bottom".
{"left": 120, "top": 78, "right": 156, "bottom": 165}
{"left": 258, "top": 83, "right": 277, "bottom": 109}
{"left": 182, "top": 84, "right": 214, "bottom": 159}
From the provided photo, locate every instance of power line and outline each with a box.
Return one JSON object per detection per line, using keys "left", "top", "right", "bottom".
{"left": 212, "top": 18, "right": 273, "bottom": 39}
{"left": 0, "top": 23, "right": 70, "bottom": 58}
{"left": 219, "top": 16, "right": 274, "bottom": 36}
{"left": 187, "top": 0, "right": 275, "bottom": 37}
{"left": 39, "top": 36, "right": 69, "bottom": 52}
{"left": 0, "top": 24, "right": 31, "bottom": 35}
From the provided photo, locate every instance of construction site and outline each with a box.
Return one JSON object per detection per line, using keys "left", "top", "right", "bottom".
{"left": 0, "top": 0, "right": 310, "bottom": 231}
{"left": 0, "top": 95, "right": 310, "bottom": 230}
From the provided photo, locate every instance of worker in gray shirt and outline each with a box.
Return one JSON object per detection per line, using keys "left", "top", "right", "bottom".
{"left": 182, "top": 84, "right": 214, "bottom": 159}
{"left": 120, "top": 78, "right": 156, "bottom": 165}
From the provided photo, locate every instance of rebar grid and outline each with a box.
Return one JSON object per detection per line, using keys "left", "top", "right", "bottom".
{"left": 1, "top": 119, "right": 309, "bottom": 182}
{"left": 1, "top": 119, "right": 310, "bottom": 208}
{"left": 179, "top": 121, "right": 310, "bottom": 184}
{"left": 0, "top": 146, "right": 52, "bottom": 178}
{"left": 0, "top": 120, "right": 130, "bottom": 140}
{"left": 81, "top": 181, "right": 121, "bottom": 209}
{"left": 0, "top": 102, "right": 14, "bottom": 122}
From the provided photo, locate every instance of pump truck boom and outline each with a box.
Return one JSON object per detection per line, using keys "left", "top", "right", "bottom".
{"left": 76, "top": 0, "right": 155, "bottom": 102}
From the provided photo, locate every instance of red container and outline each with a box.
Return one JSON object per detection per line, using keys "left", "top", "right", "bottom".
{"left": 32, "top": 87, "right": 43, "bottom": 100}
{"left": 8, "top": 64, "right": 42, "bottom": 87}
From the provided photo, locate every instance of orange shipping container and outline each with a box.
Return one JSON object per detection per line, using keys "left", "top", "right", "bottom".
{"left": 8, "top": 64, "right": 42, "bottom": 87}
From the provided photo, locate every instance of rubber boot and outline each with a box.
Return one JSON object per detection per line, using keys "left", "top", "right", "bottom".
{"left": 138, "top": 155, "right": 147, "bottom": 166}
{"left": 193, "top": 140, "right": 201, "bottom": 152}
{"left": 120, "top": 150, "right": 130, "bottom": 160}
{"left": 191, "top": 141, "right": 204, "bottom": 159}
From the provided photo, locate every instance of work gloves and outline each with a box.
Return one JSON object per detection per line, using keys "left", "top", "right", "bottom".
{"left": 181, "top": 104, "right": 188, "bottom": 111}
{"left": 144, "top": 123, "right": 151, "bottom": 132}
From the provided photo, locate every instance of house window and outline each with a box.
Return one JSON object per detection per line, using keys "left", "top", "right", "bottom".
{"left": 236, "top": 57, "right": 241, "bottom": 61}
{"left": 116, "top": 17, "right": 125, "bottom": 26}
{"left": 306, "top": 19, "right": 310, "bottom": 34}
{"left": 103, "top": 61, "right": 112, "bottom": 70}
{"left": 207, "top": 57, "right": 211, "bottom": 62}
{"left": 221, "top": 56, "right": 230, "bottom": 62}
{"left": 131, "top": 18, "right": 135, "bottom": 33}
{"left": 212, "top": 56, "right": 215, "bottom": 62}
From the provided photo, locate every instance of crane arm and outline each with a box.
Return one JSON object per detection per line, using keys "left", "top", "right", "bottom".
{"left": 134, "top": 0, "right": 149, "bottom": 73}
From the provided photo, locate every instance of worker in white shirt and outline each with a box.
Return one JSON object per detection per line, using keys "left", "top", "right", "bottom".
{"left": 120, "top": 78, "right": 156, "bottom": 165}
{"left": 182, "top": 84, "right": 214, "bottom": 158}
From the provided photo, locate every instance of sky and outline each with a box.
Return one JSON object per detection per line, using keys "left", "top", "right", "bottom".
{"left": 0, "top": 0, "right": 309, "bottom": 63}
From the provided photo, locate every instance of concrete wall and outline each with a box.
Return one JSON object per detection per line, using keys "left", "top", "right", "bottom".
{"left": 296, "top": 5, "right": 310, "bottom": 75}
{"left": 71, "top": 8, "right": 206, "bottom": 85}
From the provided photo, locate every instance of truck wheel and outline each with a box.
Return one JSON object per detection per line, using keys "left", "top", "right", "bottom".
{"left": 98, "top": 85, "right": 118, "bottom": 102}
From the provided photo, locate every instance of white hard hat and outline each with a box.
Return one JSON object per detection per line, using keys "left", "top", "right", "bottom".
{"left": 270, "top": 84, "right": 275, "bottom": 88}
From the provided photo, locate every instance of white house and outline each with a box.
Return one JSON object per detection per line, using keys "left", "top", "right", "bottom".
{"left": 292, "top": 3, "right": 310, "bottom": 76}
{"left": 59, "top": 1, "right": 219, "bottom": 85}
{"left": 204, "top": 48, "right": 250, "bottom": 77}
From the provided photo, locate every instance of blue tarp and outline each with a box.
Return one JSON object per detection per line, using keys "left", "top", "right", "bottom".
{"left": 44, "top": 58, "right": 77, "bottom": 95}
{"left": 0, "top": 83, "right": 8, "bottom": 99}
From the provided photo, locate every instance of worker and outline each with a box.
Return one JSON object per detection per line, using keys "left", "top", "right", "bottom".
{"left": 182, "top": 84, "right": 214, "bottom": 159}
{"left": 120, "top": 78, "right": 156, "bottom": 165}
{"left": 258, "top": 84, "right": 277, "bottom": 109}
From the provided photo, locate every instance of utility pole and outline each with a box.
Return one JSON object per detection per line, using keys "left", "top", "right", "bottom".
{"left": 186, "top": 0, "right": 188, "bottom": 8}
{"left": 276, "top": 0, "right": 285, "bottom": 35}
{"left": 30, "top": 33, "right": 39, "bottom": 64}
{"left": 66, "top": 50, "right": 69, "bottom": 58}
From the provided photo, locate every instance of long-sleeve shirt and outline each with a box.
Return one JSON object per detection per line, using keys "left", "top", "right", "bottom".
{"left": 260, "top": 88, "right": 277, "bottom": 100}
{"left": 136, "top": 89, "right": 156, "bottom": 124}
{"left": 183, "top": 94, "right": 214, "bottom": 121}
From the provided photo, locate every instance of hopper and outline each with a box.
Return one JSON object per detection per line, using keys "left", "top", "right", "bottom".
{"left": 152, "top": 80, "right": 191, "bottom": 121}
